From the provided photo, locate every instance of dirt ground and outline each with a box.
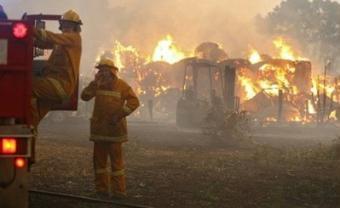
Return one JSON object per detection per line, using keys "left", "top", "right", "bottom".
{"left": 29, "top": 118, "right": 340, "bottom": 208}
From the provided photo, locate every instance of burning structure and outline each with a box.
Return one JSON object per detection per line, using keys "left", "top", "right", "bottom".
{"left": 235, "top": 38, "right": 339, "bottom": 125}
{"left": 95, "top": 35, "right": 340, "bottom": 126}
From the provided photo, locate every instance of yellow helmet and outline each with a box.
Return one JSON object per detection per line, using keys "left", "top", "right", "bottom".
{"left": 60, "top": 10, "right": 82, "bottom": 25}
{"left": 96, "top": 57, "right": 118, "bottom": 72}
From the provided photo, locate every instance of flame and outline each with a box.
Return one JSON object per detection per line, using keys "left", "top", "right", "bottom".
{"left": 289, "top": 116, "right": 302, "bottom": 122}
{"left": 329, "top": 110, "right": 337, "bottom": 121}
{"left": 154, "top": 85, "right": 171, "bottom": 97}
{"left": 241, "top": 37, "right": 311, "bottom": 102}
{"left": 260, "top": 64, "right": 292, "bottom": 90}
{"left": 248, "top": 38, "right": 306, "bottom": 64}
{"left": 240, "top": 37, "right": 304, "bottom": 103}
{"left": 112, "top": 40, "right": 141, "bottom": 69}
{"left": 151, "top": 35, "right": 186, "bottom": 64}
{"left": 248, "top": 49, "right": 262, "bottom": 64}
{"left": 97, "top": 40, "right": 142, "bottom": 70}
{"left": 258, "top": 80, "right": 280, "bottom": 96}
{"left": 273, "top": 37, "right": 307, "bottom": 61}
{"left": 240, "top": 37, "right": 312, "bottom": 123}
{"left": 238, "top": 75, "right": 258, "bottom": 100}
{"left": 274, "top": 37, "right": 296, "bottom": 60}
{"left": 265, "top": 117, "right": 278, "bottom": 122}
{"left": 238, "top": 63, "right": 298, "bottom": 102}
{"left": 308, "top": 100, "right": 316, "bottom": 114}
{"left": 311, "top": 78, "right": 335, "bottom": 98}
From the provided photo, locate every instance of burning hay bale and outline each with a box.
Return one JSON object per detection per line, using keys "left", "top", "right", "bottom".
{"left": 195, "top": 42, "right": 228, "bottom": 62}
{"left": 234, "top": 38, "right": 318, "bottom": 123}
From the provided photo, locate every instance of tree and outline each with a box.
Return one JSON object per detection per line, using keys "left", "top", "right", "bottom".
{"left": 257, "top": 0, "right": 340, "bottom": 72}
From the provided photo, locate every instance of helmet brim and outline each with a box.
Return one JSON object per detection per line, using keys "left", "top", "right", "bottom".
{"left": 95, "top": 64, "right": 118, "bottom": 69}
{"left": 59, "top": 19, "right": 83, "bottom": 25}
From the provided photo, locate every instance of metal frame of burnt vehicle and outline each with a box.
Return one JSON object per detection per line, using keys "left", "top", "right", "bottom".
{"left": 176, "top": 57, "right": 225, "bottom": 128}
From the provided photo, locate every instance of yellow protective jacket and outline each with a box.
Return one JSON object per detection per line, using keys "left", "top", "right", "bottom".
{"left": 81, "top": 78, "right": 140, "bottom": 142}
{"left": 34, "top": 29, "right": 82, "bottom": 100}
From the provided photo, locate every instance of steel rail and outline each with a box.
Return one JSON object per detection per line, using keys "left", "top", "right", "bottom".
{"left": 29, "top": 189, "right": 154, "bottom": 208}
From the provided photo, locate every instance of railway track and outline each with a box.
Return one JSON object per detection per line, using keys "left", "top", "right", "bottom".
{"left": 29, "top": 189, "right": 154, "bottom": 208}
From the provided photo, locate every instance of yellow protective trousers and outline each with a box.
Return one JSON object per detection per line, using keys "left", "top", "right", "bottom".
{"left": 93, "top": 142, "right": 126, "bottom": 196}
{"left": 30, "top": 77, "right": 65, "bottom": 162}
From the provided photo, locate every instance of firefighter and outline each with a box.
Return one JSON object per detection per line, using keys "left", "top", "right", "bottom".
{"left": 0, "top": 5, "right": 8, "bottom": 20}
{"left": 30, "top": 9, "right": 82, "bottom": 163}
{"left": 81, "top": 57, "right": 140, "bottom": 198}
{"left": 31, "top": 9, "right": 82, "bottom": 126}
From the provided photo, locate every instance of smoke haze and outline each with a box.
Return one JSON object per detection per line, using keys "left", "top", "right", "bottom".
{"left": 0, "top": 0, "right": 285, "bottom": 71}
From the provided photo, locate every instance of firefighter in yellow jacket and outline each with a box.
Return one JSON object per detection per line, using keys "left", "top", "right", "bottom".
{"left": 81, "top": 57, "right": 140, "bottom": 198}
{"left": 31, "top": 9, "right": 82, "bottom": 127}
{"left": 30, "top": 10, "right": 82, "bottom": 164}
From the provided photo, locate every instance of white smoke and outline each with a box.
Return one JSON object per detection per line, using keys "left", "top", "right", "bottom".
{"left": 0, "top": 0, "right": 283, "bottom": 72}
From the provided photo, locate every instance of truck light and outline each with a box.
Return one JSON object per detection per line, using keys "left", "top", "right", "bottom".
{"left": 12, "top": 23, "right": 28, "bottom": 39}
{"left": 15, "top": 158, "right": 25, "bottom": 168}
{"left": 1, "top": 138, "right": 17, "bottom": 154}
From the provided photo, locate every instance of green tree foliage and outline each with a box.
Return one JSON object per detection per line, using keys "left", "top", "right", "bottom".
{"left": 257, "top": 0, "right": 340, "bottom": 69}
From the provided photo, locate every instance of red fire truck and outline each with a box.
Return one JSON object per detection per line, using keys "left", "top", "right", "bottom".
{"left": 0, "top": 14, "right": 78, "bottom": 208}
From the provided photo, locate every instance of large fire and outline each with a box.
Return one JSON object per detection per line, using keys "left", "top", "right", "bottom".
{"left": 151, "top": 35, "right": 187, "bottom": 64}
{"left": 239, "top": 38, "right": 302, "bottom": 102}
{"left": 94, "top": 35, "right": 340, "bottom": 123}
{"left": 311, "top": 78, "right": 335, "bottom": 99}
{"left": 238, "top": 37, "right": 340, "bottom": 123}
{"left": 97, "top": 37, "right": 187, "bottom": 97}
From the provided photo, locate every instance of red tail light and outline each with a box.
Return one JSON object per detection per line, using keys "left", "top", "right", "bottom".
{"left": 1, "top": 138, "right": 17, "bottom": 154}
{"left": 15, "top": 158, "right": 26, "bottom": 168}
{"left": 0, "top": 137, "right": 29, "bottom": 157}
{"left": 12, "top": 23, "right": 28, "bottom": 39}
